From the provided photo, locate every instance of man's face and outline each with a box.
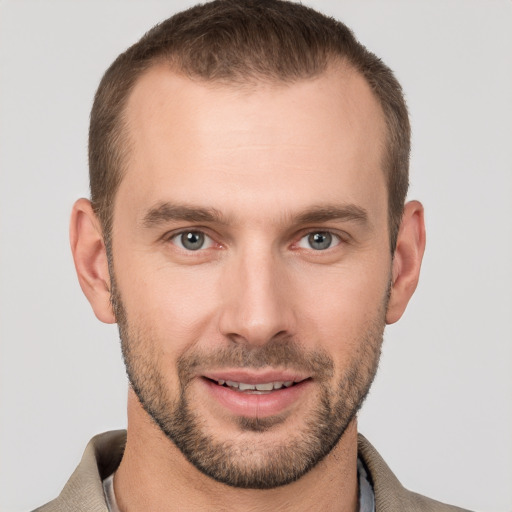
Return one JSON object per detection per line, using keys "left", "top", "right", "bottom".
{"left": 110, "top": 65, "right": 392, "bottom": 488}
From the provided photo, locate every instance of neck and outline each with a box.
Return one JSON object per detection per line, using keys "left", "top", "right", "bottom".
{"left": 114, "top": 390, "right": 359, "bottom": 512}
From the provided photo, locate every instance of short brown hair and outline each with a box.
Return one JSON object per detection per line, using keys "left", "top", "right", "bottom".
{"left": 89, "top": 0, "right": 410, "bottom": 250}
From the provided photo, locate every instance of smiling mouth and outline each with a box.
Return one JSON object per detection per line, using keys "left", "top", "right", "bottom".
{"left": 205, "top": 377, "right": 308, "bottom": 394}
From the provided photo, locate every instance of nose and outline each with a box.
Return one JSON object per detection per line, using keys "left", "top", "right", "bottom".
{"left": 218, "top": 245, "right": 296, "bottom": 346}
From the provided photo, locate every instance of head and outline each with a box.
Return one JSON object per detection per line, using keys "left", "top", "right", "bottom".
{"left": 72, "top": 0, "right": 425, "bottom": 491}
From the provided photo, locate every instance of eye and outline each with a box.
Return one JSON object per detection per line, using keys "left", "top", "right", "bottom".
{"left": 297, "top": 231, "right": 340, "bottom": 251}
{"left": 171, "top": 231, "right": 214, "bottom": 251}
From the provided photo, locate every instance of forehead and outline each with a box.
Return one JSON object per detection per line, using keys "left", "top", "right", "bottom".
{"left": 118, "top": 64, "right": 388, "bottom": 222}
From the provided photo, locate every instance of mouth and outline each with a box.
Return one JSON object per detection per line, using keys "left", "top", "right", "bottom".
{"left": 200, "top": 372, "right": 312, "bottom": 418}
{"left": 205, "top": 377, "right": 306, "bottom": 394}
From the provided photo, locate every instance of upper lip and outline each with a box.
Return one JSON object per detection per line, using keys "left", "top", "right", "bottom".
{"left": 202, "top": 369, "right": 310, "bottom": 385}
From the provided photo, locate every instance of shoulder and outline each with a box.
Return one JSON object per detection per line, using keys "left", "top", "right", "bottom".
{"left": 32, "top": 430, "right": 126, "bottom": 512}
{"left": 358, "top": 434, "right": 472, "bottom": 512}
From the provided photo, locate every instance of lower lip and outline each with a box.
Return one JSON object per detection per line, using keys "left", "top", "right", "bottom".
{"left": 202, "top": 378, "right": 311, "bottom": 418}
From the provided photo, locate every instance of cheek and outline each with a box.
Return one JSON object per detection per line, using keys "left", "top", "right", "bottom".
{"left": 294, "top": 260, "right": 390, "bottom": 355}
{"left": 116, "top": 260, "right": 224, "bottom": 351}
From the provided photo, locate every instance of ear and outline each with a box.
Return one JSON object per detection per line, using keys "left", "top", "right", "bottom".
{"left": 70, "top": 198, "right": 116, "bottom": 324}
{"left": 386, "top": 200, "right": 426, "bottom": 325}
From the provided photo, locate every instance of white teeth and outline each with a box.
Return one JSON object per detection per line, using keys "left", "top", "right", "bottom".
{"left": 255, "top": 382, "right": 274, "bottom": 391}
{"left": 217, "top": 380, "right": 295, "bottom": 391}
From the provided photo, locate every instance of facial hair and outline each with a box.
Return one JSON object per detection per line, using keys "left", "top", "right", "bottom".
{"left": 112, "top": 279, "right": 386, "bottom": 489}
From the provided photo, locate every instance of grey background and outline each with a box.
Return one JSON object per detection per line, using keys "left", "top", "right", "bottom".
{"left": 1, "top": 1, "right": 511, "bottom": 511}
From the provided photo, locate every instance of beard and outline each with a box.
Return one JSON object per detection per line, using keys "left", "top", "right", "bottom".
{"left": 112, "top": 280, "right": 386, "bottom": 489}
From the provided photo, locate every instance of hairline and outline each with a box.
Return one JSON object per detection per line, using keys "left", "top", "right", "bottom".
{"left": 104, "top": 57, "right": 395, "bottom": 249}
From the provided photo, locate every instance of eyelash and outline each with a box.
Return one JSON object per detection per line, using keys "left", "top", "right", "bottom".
{"left": 165, "top": 228, "right": 347, "bottom": 253}
{"left": 167, "top": 230, "right": 217, "bottom": 251}
{"left": 295, "top": 231, "right": 343, "bottom": 251}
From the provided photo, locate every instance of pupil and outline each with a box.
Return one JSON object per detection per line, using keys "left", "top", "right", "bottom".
{"left": 308, "top": 232, "right": 331, "bottom": 250}
{"left": 182, "top": 232, "right": 204, "bottom": 250}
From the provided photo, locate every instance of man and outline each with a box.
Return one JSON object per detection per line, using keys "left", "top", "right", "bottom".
{"left": 34, "top": 1, "right": 470, "bottom": 510}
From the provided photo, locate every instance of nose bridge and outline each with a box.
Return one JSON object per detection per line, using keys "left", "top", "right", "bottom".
{"left": 219, "top": 240, "right": 294, "bottom": 345}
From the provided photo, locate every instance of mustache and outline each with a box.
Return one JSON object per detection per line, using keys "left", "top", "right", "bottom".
{"left": 177, "top": 336, "right": 334, "bottom": 381}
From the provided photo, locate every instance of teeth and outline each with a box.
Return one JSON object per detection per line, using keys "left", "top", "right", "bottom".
{"left": 217, "top": 379, "right": 295, "bottom": 391}
{"left": 255, "top": 382, "right": 274, "bottom": 391}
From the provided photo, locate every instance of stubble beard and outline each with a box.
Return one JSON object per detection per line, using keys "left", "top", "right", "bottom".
{"left": 112, "top": 280, "right": 386, "bottom": 489}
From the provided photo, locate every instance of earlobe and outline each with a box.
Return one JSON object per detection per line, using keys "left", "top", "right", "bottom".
{"left": 70, "top": 198, "right": 116, "bottom": 324}
{"left": 386, "top": 200, "right": 426, "bottom": 325}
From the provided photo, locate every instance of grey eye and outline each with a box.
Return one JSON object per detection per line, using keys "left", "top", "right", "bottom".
{"left": 298, "top": 231, "right": 339, "bottom": 250}
{"left": 308, "top": 232, "right": 332, "bottom": 250}
{"left": 174, "top": 231, "right": 212, "bottom": 251}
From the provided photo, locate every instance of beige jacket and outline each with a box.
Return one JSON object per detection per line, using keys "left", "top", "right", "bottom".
{"left": 34, "top": 430, "right": 471, "bottom": 512}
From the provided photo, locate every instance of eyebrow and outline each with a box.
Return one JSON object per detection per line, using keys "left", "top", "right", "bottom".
{"left": 142, "top": 203, "right": 227, "bottom": 228}
{"left": 295, "top": 204, "right": 369, "bottom": 225}
{"left": 141, "top": 202, "right": 369, "bottom": 229}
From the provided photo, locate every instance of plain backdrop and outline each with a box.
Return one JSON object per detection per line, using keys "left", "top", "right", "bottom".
{"left": 1, "top": 1, "right": 511, "bottom": 511}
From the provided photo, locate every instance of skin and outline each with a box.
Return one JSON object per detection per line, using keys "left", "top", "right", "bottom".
{"left": 70, "top": 64, "right": 425, "bottom": 511}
